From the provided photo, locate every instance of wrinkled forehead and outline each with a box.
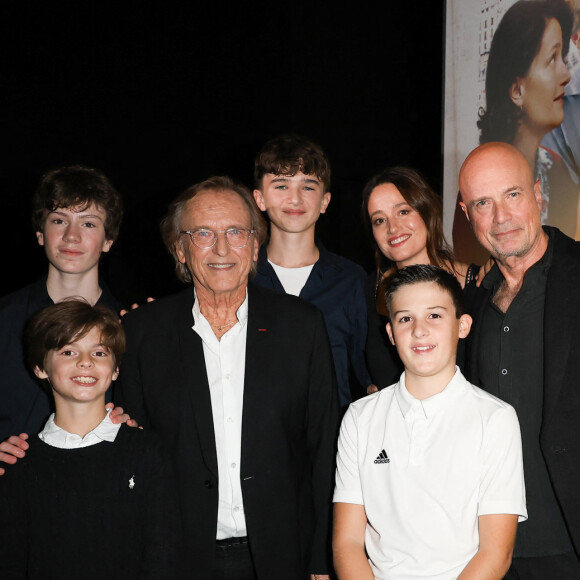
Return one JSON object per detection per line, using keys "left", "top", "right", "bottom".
{"left": 460, "top": 149, "right": 533, "bottom": 202}
{"left": 183, "top": 188, "right": 251, "bottom": 228}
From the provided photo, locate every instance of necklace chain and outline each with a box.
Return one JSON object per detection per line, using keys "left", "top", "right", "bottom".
{"left": 217, "top": 319, "right": 237, "bottom": 332}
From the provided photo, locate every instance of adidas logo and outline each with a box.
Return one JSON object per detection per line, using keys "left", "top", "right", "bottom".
{"left": 374, "top": 449, "right": 390, "bottom": 464}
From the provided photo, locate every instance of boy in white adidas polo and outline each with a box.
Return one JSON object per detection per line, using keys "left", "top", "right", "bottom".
{"left": 333, "top": 265, "right": 526, "bottom": 580}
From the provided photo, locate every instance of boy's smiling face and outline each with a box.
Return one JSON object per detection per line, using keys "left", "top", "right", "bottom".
{"left": 253, "top": 172, "right": 331, "bottom": 235}
{"left": 386, "top": 281, "right": 472, "bottom": 390}
{"left": 34, "top": 326, "right": 119, "bottom": 406}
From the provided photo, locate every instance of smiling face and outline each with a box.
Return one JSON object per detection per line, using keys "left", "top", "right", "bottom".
{"left": 386, "top": 281, "right": 471, "bottom": 392}
{"left": 36, "top": 203, "right": 113, "bottom": 277}
{"left": 34, "top": 326, "right": 119, "bottom": 406}
{"left": 253, "top": 172, "right": 331, "bottom": 236}
{"left": 175, "top": 189, "right": 259, "bottom": 302}
{"left": 367, "top": 183, "right": 429, "bottom": 268}
{"left": 459, "top": 143, "right": 546, "bottom": 264}
{"left": 512, "top": 18, "right": 570, "bottom": 136}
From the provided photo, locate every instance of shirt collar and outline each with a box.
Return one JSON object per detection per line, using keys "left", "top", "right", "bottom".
{"left": 395, "top": 367, "right": 465, "bottom": 419}
{"left": 482, "top": 227, "right": 554, "bottom": 293}
{"left": 38, "top": 408, "right": 121, "bottom": 449}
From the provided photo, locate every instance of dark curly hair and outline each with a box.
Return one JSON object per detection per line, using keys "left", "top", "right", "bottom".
{"left": 31, "top": 165, "right": 123, "bottom": 241}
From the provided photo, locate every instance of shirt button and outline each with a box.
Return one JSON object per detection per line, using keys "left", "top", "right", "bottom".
{"left": 231, "top": 462, "right": 236, "bottom": 469}
{"left": 503, "top": 326, "right": 510, "bottom": 332}
{"left": 501, "top": 369, "right": 508, "bottom": 375}
{"left": 227, "top": 417, "right": 233, "bottom": 423}
{"left": 225, "top": 373, "right": 231, "bottom": 380}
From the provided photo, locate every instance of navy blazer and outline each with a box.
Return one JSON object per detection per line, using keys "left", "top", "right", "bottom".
{"left": 253, "top": 241, "right": 371, "bottom": 406}
{"left": 116, "top": 282, "right": 339, "bottom": 578}
{"left": 463, "top": 227, "right": 580, "bottom": 556}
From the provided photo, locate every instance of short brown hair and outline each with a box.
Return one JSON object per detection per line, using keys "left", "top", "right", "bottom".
{"left": 25, "top": 300, "right": 126, "bottom": 383}
{"left": 254, "top": 134, "right": 331, "bottom": 192}
{"left": 160, "top": 176, "right": 268, "bottom": 284}
{"left": 384, "top": 264, "right": 464, "bottom": 320}
{"left": 31, "top": 165, "right": 123, "bottom": 241}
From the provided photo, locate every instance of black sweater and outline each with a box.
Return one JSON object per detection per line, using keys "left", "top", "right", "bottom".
{"left": 0, "top": 424, "right": 182, "bottom": 579}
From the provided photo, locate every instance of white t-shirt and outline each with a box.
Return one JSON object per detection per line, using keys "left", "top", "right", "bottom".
{"left": 334, "top": 368, "right": 527, "bottom": 580}
{"left": 268, "top": 260, "right": 314, "bottom": 296}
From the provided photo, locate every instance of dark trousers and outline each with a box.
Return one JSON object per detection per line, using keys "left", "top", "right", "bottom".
{"left": 213, "top": 537, "right": 257, "bottom": 580}
{"left": 504, "top": 551, "right": 580, "bottom": 580}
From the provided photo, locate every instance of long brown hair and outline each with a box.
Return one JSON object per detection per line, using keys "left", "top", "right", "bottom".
{"left": 361, "top": 166, "right": 455, "bottom": 277}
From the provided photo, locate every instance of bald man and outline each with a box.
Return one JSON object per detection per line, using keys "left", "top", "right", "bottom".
{"left": 458, "top": 142, "right": 580, "bottom": 578}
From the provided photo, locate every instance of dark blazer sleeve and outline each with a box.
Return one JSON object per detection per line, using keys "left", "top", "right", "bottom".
{"left": 0, "top": 455, "right": 28, "bottom": 577}
{"left": 306, "top": 308, "right": 340, "bottom": 574}
{"left": 114, "top": 307, "right": 150, "bottom": 428}
{"left": 346, "top": 265, "right": 372, "bottom": 393}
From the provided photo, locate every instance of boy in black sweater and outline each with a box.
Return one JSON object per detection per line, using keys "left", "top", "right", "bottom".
{"left": 0, "top": 300, "right": 181, "bottom": 579}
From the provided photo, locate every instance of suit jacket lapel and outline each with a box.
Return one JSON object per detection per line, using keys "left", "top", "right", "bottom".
{"left": 241, "top": 284, "right": 272, "bottom": 472}
{"left": 177, "top": 290, "right": 218, "bottom": 479}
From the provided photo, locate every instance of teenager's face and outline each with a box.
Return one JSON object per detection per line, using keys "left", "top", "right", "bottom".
{"left": 253, "top": 172, "right": 331, "bottom": 235}
{"left": 37, "top": 204, "right": 113, "bottom": 276}
{"left": 35, "top": 327, "right": 119, "bottom": 406}
{"left": 368, "top": 183, "right": 429, "bottom": 268}
{"left": 386, "top": 282, "right": 471, "bottom": 384}
{"left": 513, "top": 18, "right": 570, "bottom": 135}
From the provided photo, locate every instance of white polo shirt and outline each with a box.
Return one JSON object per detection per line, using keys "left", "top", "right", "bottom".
{"left": 334, "top": 367, "right": 527, "bottom": 580}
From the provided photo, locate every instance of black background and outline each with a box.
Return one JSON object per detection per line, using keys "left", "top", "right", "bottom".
{"left": 3, "top": 2, "right": 446, "bottom": 306}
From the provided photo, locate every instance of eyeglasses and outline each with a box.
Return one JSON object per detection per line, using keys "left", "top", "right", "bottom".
{"left": 180, "top": 228, "right": 256, "bottom": 249}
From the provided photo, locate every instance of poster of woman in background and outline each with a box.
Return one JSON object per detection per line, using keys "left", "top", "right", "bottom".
{"left": 447, "top": 0, "right": 580, "bottom": 264}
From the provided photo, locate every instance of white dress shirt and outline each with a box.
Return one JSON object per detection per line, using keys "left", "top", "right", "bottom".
{"left": 39, "top": 408, "right": 121, "bottom": 449}
{"left": 192, "top": 290, "right": 248, "bottom": 540}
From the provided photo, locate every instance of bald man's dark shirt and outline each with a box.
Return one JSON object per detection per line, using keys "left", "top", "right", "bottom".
{"left": 477, "top": 233, "right": 573, "bottom": 557}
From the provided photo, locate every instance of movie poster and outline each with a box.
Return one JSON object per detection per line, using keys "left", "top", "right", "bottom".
{"left": 444, "top": 0, "right": 580, "bottom": 264}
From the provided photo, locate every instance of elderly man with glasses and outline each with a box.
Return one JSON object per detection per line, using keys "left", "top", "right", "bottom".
{"left": 116, "top": 176, "right": 339, "bottom": 580}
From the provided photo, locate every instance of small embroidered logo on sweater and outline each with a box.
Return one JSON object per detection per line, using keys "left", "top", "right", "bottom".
{"left": 129, "top": 475, "right": 135, "bottom": 489}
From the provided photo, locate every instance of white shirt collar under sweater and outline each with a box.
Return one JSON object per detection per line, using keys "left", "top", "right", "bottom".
{"left": 39, "top": 407, "right": 121, "bottom": 449}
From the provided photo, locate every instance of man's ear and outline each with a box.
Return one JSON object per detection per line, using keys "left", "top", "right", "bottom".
{"left": 319, "top": 192, "right": 331, "bottom": 214}
{"left": 458, "top": 200, "right": 471, "bottom": 223}
{"left": 458, "top": 314, "right": 473, "bottom": 339}
{"left": 253, "top": 189, "right": 266, "bottom": 211}
{"left": 36, "top": 231, "right": 45, "bottom": 246}
{"left": 112, "top": 367, "right": 119, "bottom": 381}
{"left": 175, "top": 240, "right": 186, "bottom": 264}
{"left": 386, "top": 321, "right": 396, "bottom": 346}
{"left": 34, "top": 366, "right": 49, "bottom": 380}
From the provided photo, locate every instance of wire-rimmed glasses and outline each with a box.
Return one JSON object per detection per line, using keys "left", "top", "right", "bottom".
{"left": 180, "top": 227, "right": 255, "bottom": 249}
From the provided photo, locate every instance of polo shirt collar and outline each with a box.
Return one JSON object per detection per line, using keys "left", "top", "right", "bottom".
{"left": 395, "top": 367, "right": 464, "bottom": 419}
{"left": 39, "top": 408, "right": 120, "bottom": 449}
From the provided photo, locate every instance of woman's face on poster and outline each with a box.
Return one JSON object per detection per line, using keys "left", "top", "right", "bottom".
{"left": 511, "top": 18, "right": 570, "bottom": 135}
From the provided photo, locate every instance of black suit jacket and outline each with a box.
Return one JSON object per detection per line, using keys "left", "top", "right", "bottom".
{"left": 116, "top": 282, "right": 339, "bottom": 578}
{"left": 463, "top": 227, "right": 580, "bottom": 556}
